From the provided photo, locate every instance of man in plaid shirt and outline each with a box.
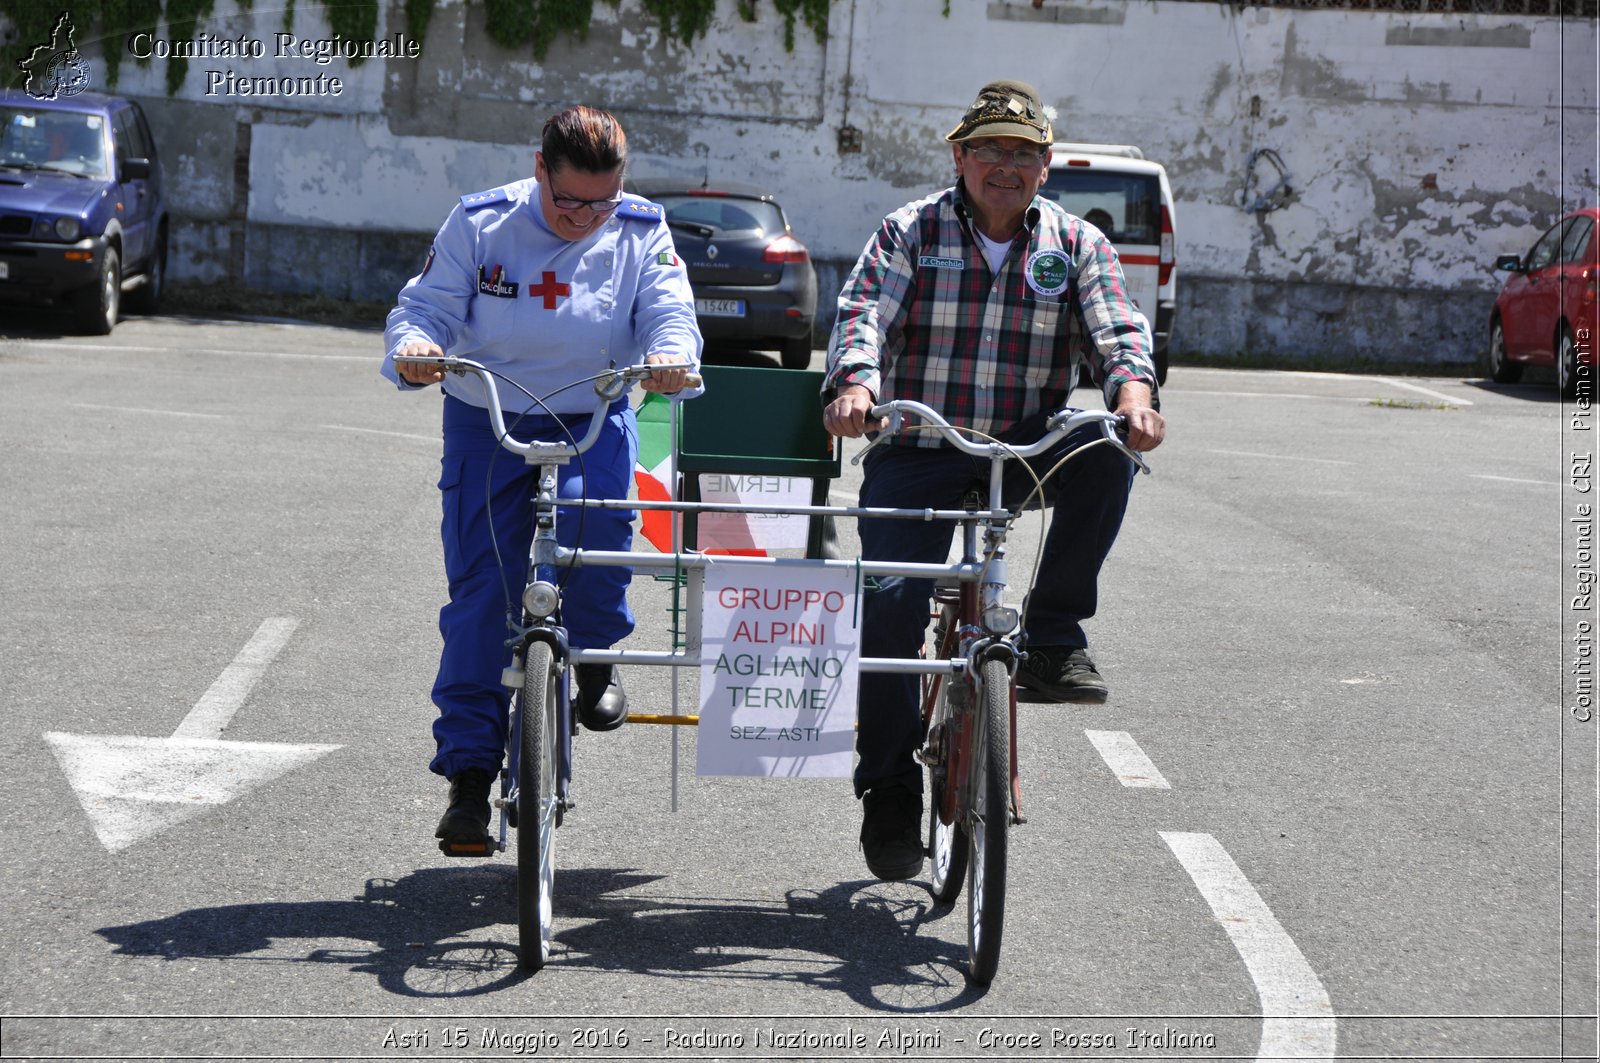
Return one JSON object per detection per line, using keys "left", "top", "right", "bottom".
{"left": 822, "top": 79, "right": 1167, "bottom": 882}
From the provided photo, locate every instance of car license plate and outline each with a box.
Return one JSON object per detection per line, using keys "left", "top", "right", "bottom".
{"left": 0, "top": 261, "right": 8, "bottom": 281}
{"left": 695, "top": 298, "right": 745, "bottom": 317}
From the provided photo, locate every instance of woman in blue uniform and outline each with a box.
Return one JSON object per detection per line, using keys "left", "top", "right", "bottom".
{"left": 383, "top": 105, "right": 702, "bottom": 854}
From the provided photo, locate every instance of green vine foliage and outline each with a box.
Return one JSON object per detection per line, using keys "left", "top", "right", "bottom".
{"left": 770, "top": 0, "right": 828, "bottom": 50}
{"left": 318, "top": 0, "right": 378, "bottom": 64}
{"left": 2, "top": 0, "right": 831, "bottom": 96}
{"left": 159, "top": 0, "right": 214, "bottom": 92}
{"left": 635, "top": 0, "right": 716, "bottom": 42}
{"left": 403, "top": 0, "right": 435, "bottom": 52}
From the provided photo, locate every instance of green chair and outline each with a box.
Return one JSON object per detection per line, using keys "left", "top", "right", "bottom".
{"left": 675, "top": 364, "right": 841, "bottom": 558}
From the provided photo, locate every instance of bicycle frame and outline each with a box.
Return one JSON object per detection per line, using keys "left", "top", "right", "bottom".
{"left": 391, "top": 354, "right": 1150, "bottom": 981}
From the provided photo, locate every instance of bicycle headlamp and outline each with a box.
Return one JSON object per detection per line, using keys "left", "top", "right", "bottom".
{"left": 522, "top": 581, "right": 560, "bottom": 619}
{"left": 981, "top": 604, "right": 1019, "bottom": 636}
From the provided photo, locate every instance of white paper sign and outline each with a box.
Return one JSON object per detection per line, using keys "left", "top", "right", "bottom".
{"left": 696, "top": 473, "right": 812, "bottom": 552}
{"left": 696, "top": 563, "right": 860, "bottom": 777}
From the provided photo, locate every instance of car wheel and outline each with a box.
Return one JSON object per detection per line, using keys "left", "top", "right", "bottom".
{"left": 126, "top": 228, "right": 165, "bottom": 314}
{"left": 779, "top": 329, "right": 813, "bottom": 370}
{"left": 1559, "top": 326, "right": 1579, "bottom": 400}
{"left": 74, "top": 247, "right": 120, "bottom": 335}
{"left": 1488, "top": 321, "right": 1522, "bottom": 384}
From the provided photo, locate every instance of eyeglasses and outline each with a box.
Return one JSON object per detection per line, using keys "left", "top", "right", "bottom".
{"left": 964, "top": 143, "right": 1048, "bottom": 168}
{"left": 549, "top": 188, "right": 625, "bottom": 213}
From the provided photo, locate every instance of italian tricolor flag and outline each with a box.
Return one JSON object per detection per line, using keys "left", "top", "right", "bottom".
{"left": 633, "top": 392, "right": 680, "bottom": 553}
{"left": 633, "top": 393, "right": 768, "bottom": 555}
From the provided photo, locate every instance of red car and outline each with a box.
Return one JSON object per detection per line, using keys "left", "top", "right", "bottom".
{"left": 1488, "top": 208, "right": 1598, "bottom": 398}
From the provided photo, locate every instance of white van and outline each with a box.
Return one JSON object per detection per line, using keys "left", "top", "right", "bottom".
{"left": 1037, "top": 143, "right": 1176, "bottom": 383}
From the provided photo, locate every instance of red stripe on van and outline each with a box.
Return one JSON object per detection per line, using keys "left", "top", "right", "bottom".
{"left": 1119, "top": 254, "right": 1160, "bottom": 266}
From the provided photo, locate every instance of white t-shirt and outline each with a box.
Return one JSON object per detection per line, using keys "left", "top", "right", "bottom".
{"left": 975, "top": 230, "right": 1013, "bottom": 275}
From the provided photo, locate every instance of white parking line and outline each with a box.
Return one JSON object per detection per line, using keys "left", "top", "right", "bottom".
{"left": 1275, "top": 370, "right": 1472, "bottom": 407}
{"left": 68, "top": 402, "right": 224, "bottom": 420}
{"left": 11, "top": 341, "right": 370, "bottom": 363}
{"left": 1181, "top": 390, "right": 1370, "bottom": 402}
{"left": 1207, "top": 449, "right": 1357, "bottom": 467}
{"left": 1085, "top": 730, "right": 1171, "bottom": 788}
{"left": 172, "top": 618, "right": 301, "bottom": 739}
{"left": 1470, "top": 474, "right": 1561, "bottom": 487}
{"left": 322, "top": 424, "right": 438, "bottom": 444}
{"left": 1161, "top": 831, "right": 1338, "bottom": 1061}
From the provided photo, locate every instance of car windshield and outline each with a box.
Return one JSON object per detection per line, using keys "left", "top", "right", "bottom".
{"left": 0, "top": 106, "right": 110, "bottom": 178}
{"left": 1038, "top": 171, "right": 1160, "bottom": 244}
{"left": 653, "top": 194, "right": 784, "bottom": 237}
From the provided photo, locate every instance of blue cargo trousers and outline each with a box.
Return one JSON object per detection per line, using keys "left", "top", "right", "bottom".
{"left": 430, "top": 394, "right": 639, "bottom": 779}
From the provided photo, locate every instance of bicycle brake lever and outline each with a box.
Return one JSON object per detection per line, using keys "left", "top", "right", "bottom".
{"left": 850, "top": 407, "right": 902, "bottom": 466}
{"left": 594, "top": 361, "right": 630, "bottom": 403}
{"left": 1103, "top": 418, "right": 1152, "bottom": 475}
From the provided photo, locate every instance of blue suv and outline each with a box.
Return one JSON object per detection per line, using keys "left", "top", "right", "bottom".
{"left": 0, "top": 90, "right": 167, "bottom": 334}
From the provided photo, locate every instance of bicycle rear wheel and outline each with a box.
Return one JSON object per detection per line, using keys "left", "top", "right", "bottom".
{"left": 517, "top": 640, "right": 560, "bottom": 971}
{"left": 926, "top": 675, "right": 968, "bottom": 904}
{"left": 966, "top": 657, "right": 1011, "bottom": 984}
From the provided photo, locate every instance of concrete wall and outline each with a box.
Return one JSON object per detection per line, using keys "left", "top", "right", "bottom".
{"left": 52, "top": 0, "right": 1598, "bottom": 363}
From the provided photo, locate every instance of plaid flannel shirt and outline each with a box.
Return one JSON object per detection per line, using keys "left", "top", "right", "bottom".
{"left": 824, "top": 184, "right": 1157, "bottom": 447}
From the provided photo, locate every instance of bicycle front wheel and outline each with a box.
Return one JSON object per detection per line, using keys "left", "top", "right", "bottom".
{"left": 966, "top": 657, "right": 1012, "bottom": 984}
{"left": 517, "top": 640, "right": 560, "bottom": 972}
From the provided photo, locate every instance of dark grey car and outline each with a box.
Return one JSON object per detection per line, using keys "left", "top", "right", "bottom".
{"left": 629, "top": 180, "right": 818, "bottom": 370}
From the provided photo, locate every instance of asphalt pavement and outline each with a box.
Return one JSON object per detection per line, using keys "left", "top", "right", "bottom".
{"left": 0, "top": 311, "right": 1593, "bottom": 1062}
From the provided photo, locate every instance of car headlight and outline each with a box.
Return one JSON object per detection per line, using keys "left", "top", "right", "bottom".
{"left": 53, "top": 217, "right": 81, "bottom": 241}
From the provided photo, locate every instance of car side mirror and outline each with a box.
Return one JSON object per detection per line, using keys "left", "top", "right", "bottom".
{"left": 1494, "top": 254, "right": 1524, "bottom": 272}
{"left": 120, "top": 156, "right": 151, "bottom": 181}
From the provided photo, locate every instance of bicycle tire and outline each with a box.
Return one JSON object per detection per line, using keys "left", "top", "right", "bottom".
{"left": 966, "top": 657, "right": 1011, "bottom": 984}
{"left": 927, "top": 797, "right": 967, "bottom": 903}
{"left": 517, "top": 640, "right": 559, "bottom": 972}
{"left": 926, "top": 674, "right": 968, "bottom": 904}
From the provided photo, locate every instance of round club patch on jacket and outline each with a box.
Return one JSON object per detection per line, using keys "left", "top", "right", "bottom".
{"left": 1025, "top": 248, "right": 1070, "bottom": 297}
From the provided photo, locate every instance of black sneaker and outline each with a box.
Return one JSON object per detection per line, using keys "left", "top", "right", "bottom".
{"left": 574, "top": 664, "right": 628, "bottom": 731}
{"left": 860, "top": 784, "right": 924, "bottom": 881}
{"left": 435, "top": 768, "right": 495, "bottom": 856}
{"left": 1017, "top": 645, "right": 1110, "bottom": 703}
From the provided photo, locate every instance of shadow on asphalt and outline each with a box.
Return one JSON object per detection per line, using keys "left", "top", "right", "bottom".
{"left": 96, "top": 864, "right": 989, "bottom": 1009}
{"left": 1463, "top": 374, "right": 1565, "bottom": 403}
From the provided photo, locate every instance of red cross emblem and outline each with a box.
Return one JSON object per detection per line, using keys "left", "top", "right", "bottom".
{"left": 527, "top": 271, "right": 571, "bottom": 310}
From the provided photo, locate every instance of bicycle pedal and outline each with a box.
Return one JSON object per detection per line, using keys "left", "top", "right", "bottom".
{"left": 437, "top": 836, "right": 498, "bottom": 858}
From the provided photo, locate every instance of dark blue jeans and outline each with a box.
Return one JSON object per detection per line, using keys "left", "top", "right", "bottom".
{"left": 853, "top": 412, "right": 1137, "bottom": 797}
{"left": 430, "top": 394, "right": 639, "bottom": 779}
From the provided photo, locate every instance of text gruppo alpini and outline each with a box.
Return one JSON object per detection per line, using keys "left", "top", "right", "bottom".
{"left": 126, "top": 31, "right": 421, "bottom": 97}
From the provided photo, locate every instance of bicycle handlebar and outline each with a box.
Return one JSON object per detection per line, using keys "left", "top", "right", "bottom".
{"left": 393, "top": 354, "right": 700, "bottom": 461}
{"left": 866, "top": 398, "right": 1152, "bottom": 474}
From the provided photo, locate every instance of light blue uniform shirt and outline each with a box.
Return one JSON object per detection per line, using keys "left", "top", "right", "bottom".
{"left": 383, "top": 178, "right": 703, "bottom": 415}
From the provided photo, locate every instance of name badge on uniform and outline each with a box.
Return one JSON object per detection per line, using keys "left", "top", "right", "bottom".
{"left": 1024, "top": 249, "right": 1070, "bottom": 297}
{"left": 477, "top": 264, "right": 518, "bottom": 298}
{"left": 918, "top": 255, "right": 964, "bottom": 270}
